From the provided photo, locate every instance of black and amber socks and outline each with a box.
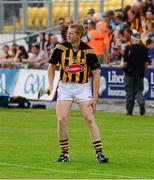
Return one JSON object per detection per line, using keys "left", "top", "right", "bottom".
{"left": 59, "top": 139, "right": 69, "bottom": 154}
{"left": 93, "top": 140, "right": 102, "bottom": 153}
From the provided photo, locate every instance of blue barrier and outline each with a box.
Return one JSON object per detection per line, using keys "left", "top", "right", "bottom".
{"left": 0, "top": 69, "right": 19, "bottom": 96}
{"left": 99, "top": 66, "right": 154, "bottom": 100}
{"left": 0, "top": 67, "right": 154, "bottom": 100}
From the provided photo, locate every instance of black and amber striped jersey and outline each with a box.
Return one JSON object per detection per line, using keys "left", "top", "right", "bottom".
{"left": 49, "top": 41, "right": 100, "bottom": 84}
{"left": 130, "top": 18, "right": 142, "bottom": 33}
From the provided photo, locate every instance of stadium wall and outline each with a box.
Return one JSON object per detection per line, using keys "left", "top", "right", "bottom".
{"left": 0, "top": 67, "right": 154, "bottom": 101}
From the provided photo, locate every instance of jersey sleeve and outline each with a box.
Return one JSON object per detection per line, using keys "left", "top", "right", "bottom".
{"left": 48, "top": 47, "right": 62, "bottom": 65}
{"left": 86, "top": 49, "right": 101, "bottom": 70}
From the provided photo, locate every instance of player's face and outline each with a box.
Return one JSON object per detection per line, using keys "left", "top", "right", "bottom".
{"left": 67, "top": 28, "right": 80, "bottom": 44}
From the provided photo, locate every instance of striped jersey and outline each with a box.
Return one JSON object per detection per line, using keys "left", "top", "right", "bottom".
{"left": 49, "top": 41, "right": 100, "bottom": 84}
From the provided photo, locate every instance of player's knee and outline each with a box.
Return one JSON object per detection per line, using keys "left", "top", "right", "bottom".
{"left": 57, "top": 116, "right": 67, "bottom": 127}
{"left": 85, "top": 114, "right": 94, "bottom": 125}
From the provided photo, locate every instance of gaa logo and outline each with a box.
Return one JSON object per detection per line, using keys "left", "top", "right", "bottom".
{"left": 64, "top": 64, "right": 84, "bottom": 74}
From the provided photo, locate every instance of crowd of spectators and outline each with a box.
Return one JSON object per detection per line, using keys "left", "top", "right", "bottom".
{"left": 0, "top": 33, "right": 59, "bottom": 69}
{"left": 0, "top": 0, "right": 154, "bottom": 69}
{"left": 83, "top": 0, "right": 154, "bottom": 66}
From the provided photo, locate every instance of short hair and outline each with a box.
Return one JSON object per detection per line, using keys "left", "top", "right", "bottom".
{"left": 69, "top": 24, "right": 85, "bottom": 38}
{"left": 87, "top": 8, "right": 95, "bottom": 14}
{"left": 3, "top": 45, "right": 9, "bottom": 49}
{"left": 32, "top": 43, "right": 40, "bottom": 49}
{"left": 58, "top": 17, "right": 65, "bottom": 21}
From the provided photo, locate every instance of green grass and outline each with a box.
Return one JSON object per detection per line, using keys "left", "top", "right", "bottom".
{"left": 0, "top": 108, "right": 154, "bottom": 179}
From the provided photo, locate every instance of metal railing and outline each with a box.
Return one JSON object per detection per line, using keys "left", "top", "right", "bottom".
{"left": 0, "top": 0, "right": 106, "bottom": 33}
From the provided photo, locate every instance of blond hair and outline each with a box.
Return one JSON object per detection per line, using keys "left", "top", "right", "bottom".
{"left": 69, "top": 24, "right": 85, "bottom": 38}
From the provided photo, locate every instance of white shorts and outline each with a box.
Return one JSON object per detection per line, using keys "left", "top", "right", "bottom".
{"left": 57, "top": 81, "right": 93, "bottom": 103}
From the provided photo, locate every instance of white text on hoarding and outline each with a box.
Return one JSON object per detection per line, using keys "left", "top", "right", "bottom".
{"left": 108, "top": 71, "right": 124, "bottom": 84}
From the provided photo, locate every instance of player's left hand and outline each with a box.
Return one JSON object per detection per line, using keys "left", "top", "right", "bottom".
{"left": 91, "top": 98, "right": 97, "bottom": 114}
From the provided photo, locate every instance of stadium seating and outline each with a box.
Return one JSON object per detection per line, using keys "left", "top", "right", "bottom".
{"left": 5, "top": 0, "right": 134, "bottom": 30}
{"left": 41, "top": 17, "right": 48, "bottom": 29}
{"left": 28, "top": 18, "right": 34, "bottom": 29}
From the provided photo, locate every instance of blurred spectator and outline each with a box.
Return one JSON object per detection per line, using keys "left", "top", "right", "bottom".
{"left": 25, "top": 32, "right": 37, "bottom": 52}
{"left": 95, "top": 12, "right": 111, "bottom": 64}
{"left": 108, "top": 45, "right": 123, "bottom": 65}
{"left": 127, "top": 9, "right": 142, "bottom": 33}
{"left": 147, "top": 22, "right": 154, "bottom": 39}
{"left": 146, "top": 38, "right": 154, "bottom": 65}
{"left": 106, "top": 10, "right": 116, "bottom": 30}
{"left": 82, "top": 20, "right": 89, "bottom": 37}
{"left": 37, "top": 32, "right": 46, "bottom": 50}
{"left": 131, "top": 0, "right": 142, "bottom": 13}
{"left": 45, "top": 45, "right": 52, "bottom": 60}
{"left": 22, "top": 43, "right": 48, "bottom": 69}
{"left": 84, "top": 21, "right": 105, "bottom": 64}
{"left": 124, "top": 28, "right": 133, "bottom": 45}
{"left": 123, "top": 5, "right": 131, "bottom": 22}
{"left": 145, "top": 8, "right": 154, "bottom": 24}
{"left": 107, "top": 25, "right": 114, "bottom": 53}
{"left": 113, "top": 29, "right": 125, "bottom": 47}
{"left": 66, "top": 17, "right": 73, "bottom": 26}
{"left": 0, "top": 45, "right": 10, "bottom": 60}
{"left": 87, "top": 8, "right": 95, "bottom": 22}
{"left": 115, "top": 8, "right": 125, "bottom": 18}
{"left": 93, "top": 12, "right": 102, "bottom": 24}
{"left": 115, "top": 15, "right": 125, "bottom": 31}
{"left": 10, "top": 44, "right": 18, "bottom": 59}
{"left": 44, "top": 33, "right": 51, "bottom": 51}
{"left": 142, "top": 0, "right": 154, "bottom": 12}
{"left": 13, "top": 45, "right": 29, "bottom": 62}
{"left": 58, "top": 17, "right": 68, "bottom": 42}
{"left": 48, "top": 34, "right": 59, "bottom": 55}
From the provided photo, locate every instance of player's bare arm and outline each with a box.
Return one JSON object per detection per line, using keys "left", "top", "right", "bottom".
{"left": 48, "top": 64, "right": 56, "bottom": 94}
{"left": 91, "top": 68, "right": 100, "bottom": 113}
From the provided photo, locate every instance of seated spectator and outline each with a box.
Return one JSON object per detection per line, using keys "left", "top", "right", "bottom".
{"left": 22, "top": 43, "right": 48, "bottom": 69}
{"left": 48, "top": 34, "right": 59, "bottom": 55}
{"left": 108, "top": 45, "right": 123, "bottom": 65}
{"left": 0, "top": 45, "right": 10, "bottom": 60}
{"left": 37, "top": 32, "right": 46, "bottom": 50}
{"left": 10, "top": 44, "right": 18, "bottom": 59}
{"left": 146, "top": 38, "right": 154, "bottom": 65}
{"left": 13, "top": 45, "right": 29, "bottom": 62}
{"left": 44, "top": 33, "right": 50, "bottom": 51}
{"left": 0, "top": 44, "right": 18, "bottom": 69}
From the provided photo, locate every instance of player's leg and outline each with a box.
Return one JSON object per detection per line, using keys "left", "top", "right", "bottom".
{"left": 56, "top": 100, "right": 72, "bottom": 162}
{"left": 78, "top": 101, "right": 109, "bottom": 163}
{"left": 55, "top": 81, "right": 73, "bottom": 162}
{"left": 56, "top": 100, "right": 72, "bottom": 141}
{"left": 79, "top": 100, "right": 100, "bottom": 141}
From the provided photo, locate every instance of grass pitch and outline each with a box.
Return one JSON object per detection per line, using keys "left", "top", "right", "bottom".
{"left": 0, "top": 108, "right": 154, "bottom": 179}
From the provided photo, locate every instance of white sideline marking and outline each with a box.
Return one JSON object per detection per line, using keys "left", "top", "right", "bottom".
{"left": 0, "top": 162, "right": 150, "bottom": 179}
